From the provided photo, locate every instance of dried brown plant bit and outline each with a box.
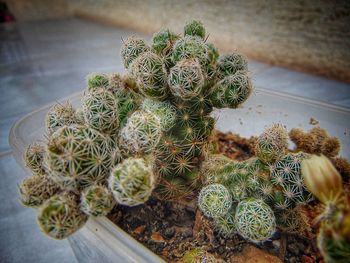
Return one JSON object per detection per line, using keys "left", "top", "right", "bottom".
{"left": 276, "top": 205, "right": 311, "bottom": 236}
{"left": 320, "top": 137, "right": 341, "bottom": 158}
{"left": 309, "top": 127, "right": 329, "bottom": 152}
{"left": 289, "top": 129, "right": 317, "bottom": 153}
{"left": 331, "top": 157, "right": 350, "bottom": 182}
{"left": 309, "top": 117, "right": 319, "bottom": 125}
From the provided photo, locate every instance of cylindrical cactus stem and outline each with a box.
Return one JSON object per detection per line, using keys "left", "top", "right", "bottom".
{"left": 120, "top": 36, "right": 150, "bottom": 69}
{"left": 141, "top": 98, "right": 176, "bottom": 131}
{"left": 235, "top": 198, "right": 276, "bottom": 243}
{"left": 198, "top": 183, "right": 232, "bottom": 218}
{"left": 129, "top": 51, "right": 168, "bottom": 100}
{"left": 109, "top": 157, "right": 156, "bottom": 206}
{"left": 255, "top": 123, "right": 289, "bottom": 164}
{"left": 168, "top": 59, "right": 205, "bottom": 100}
{"left": 120, "top": 110, "right": 162, "bottom": 154}
{"left": 217, "top": 53, "right": 248, "bottom": 79}
{"left": 82, "top": 89, "right": 119, "bottom": 134}
{"left": 210, "top": 70, "right": 252, "bottom": 109}
{"left": 18, "top": 174, "right": 61, "bottom": 208}
{"left": 80, "top": 184, "right": 116, "bottom": 216}
{"left": 37, "top": 192, "right": 88, "bottom": 239}
{"left": 24, "top": 142, "right": 46, "bottom": 175}
{"left": 45, "top": 101, "right": 83, "bottom": 135}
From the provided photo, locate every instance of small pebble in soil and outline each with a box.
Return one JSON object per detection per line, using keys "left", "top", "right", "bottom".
{"left": 182, "top": 229, "right": 193, "bottom": 238}
{"left": 163, "top": 227, "right": 175, "bottom": 239}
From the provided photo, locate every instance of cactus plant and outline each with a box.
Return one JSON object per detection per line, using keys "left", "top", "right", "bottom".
{"left": 19, "top": 19, "right": 258, "bottom": 241}
{"left": 182, "top": 248, "right": 218, "bottom": 263}
{"left": 18, "top": 174, "right": 60, "bottom": 208}
{"left": 80, "top": 184, "right": 116, "bottom": 216}
{"left": 255, "top": 123, "right": 288, "bottom": 164}
{"left": 45, "top": 101, "right": 83, "bottom": 135}
{"left": 129, "top": 51, "right": 168, "bottom": 99}
{"left": 213, "top": 208, "right": 237, "bottom": 237}
{"left": 198, "top": 183, "right": 232, "bottom": 218}
{"left": 235, "top": 198, "right": 276, "bottom": 243}
{"left": 271, "top": 153, "right": 313, "bottom": 209}
{"left": 120, "top": 110, "right": 162, "bottom": 153}
{"left": 46, "top": 125, "right": 116, "bottom": 190}
{"left": 121, "top": 36, "right": 150, "bottom": 69}
{"left": 82, "top": 89, "right": 119, "bottom": 134}
{"left": 109, "top": 157, "right": 156, "bottom": 206}
{"left": 24, "top": 142, "right": 46, "bottom": 175}
{"left": 37, "top": 192, "right": 88, "bottom": 240}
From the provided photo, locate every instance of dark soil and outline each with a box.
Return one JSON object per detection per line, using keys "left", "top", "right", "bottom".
{"left": 107, "top": 131, "right": 332, "bottom": 263}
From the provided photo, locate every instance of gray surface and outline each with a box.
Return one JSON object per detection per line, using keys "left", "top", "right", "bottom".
{"left": 1, "top": 17, "right": 350, "bottom": 263}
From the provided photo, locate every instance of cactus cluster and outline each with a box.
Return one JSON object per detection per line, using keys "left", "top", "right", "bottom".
{"left": 19, "top": 20, "right": 254, "bottom": 240}
{"left": 197, "top": 123, "right": 317, "bottom": 242}
{"left": 18, "top": 20, "right": 347, "bottom": 263}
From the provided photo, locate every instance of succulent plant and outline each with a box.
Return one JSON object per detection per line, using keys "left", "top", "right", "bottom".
{"left": 168, "top": 59, "right": 204, "bottom": 100}
{"left": 217, "top": 53, "right": 248, "bottom": 79}
{"left": 80, "top": 184, "right": 116, "bottom": 216}
{"left": 109, "top": 157, "right": 156, "bottom": 206}
{"left": 141, "top": 98, "right": 176, "bottom": 131}
{"left": 37, "top": 192, "right": 88, "bottom": 240}
{"left": 210, "top": 70, "right": 252, "bottom": 109}
{"left": 82, "top": 89, "right": 119, "bottom": 134}
{"left": 152, "top": 29, "right": 179, "bottom": 68}
{"left": 235, "top": 198, "right": 276, "bottom": 243}
{"left": 172, "top": 35, "right": 208, "bottom": 67}
{"left": 120, "top": 110, "right": 162, "bottom": 153}
{"left": 45, "top": 101, "right": 82, "bottom": 135}
{"left": 198, "top": 183, "right": 232, "bottom": 218}
{"left": 213, "top": 208, "right": 237, "bottom": 237}
{"left": 46, "top": 125, "right": 116, "bottom": 190}
{"left": 182, "top": 248, "right": 218, "bottom": 263}
{"left": 87, "top": 73, "right": 109, "bottom": 91}
{"left": 24, "top": 142, "right": 46, "bottom": 175}
{"left": 271, "top": 153, "right": 313, "bottom": 209}
{"left": 20, "top": 20, "right": 257, "bottom": 241}
{"left": 184, "top": 20, "right": 206, "bottom": 39}
{"left": 121, "top": 36, "right": 150, "bottom": 69}
{"left": 129, "top": 51, "right": 168, "bottom": 99}
{"left": 255, "top": 123, "right": 288, "bottom": 164}
{"left": 18, "top": 174, "right": 60, "bottom": 208}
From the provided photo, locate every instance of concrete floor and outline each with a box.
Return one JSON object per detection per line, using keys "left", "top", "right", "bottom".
{"left": 1, "top": 17, "right": 349, "bottom": 263}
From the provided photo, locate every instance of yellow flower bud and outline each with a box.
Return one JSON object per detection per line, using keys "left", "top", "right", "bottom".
{"left": 301, "top": 154, "right": 343, "bottom": 205}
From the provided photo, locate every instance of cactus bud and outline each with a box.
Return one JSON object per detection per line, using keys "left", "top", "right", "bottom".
{"left": 301, "top": 154, "right": 343, "bottom": 205}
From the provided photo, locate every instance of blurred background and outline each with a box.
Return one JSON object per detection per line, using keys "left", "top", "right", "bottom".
{"left": 1, "top": 1, "right": 349, "bottom": 262}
